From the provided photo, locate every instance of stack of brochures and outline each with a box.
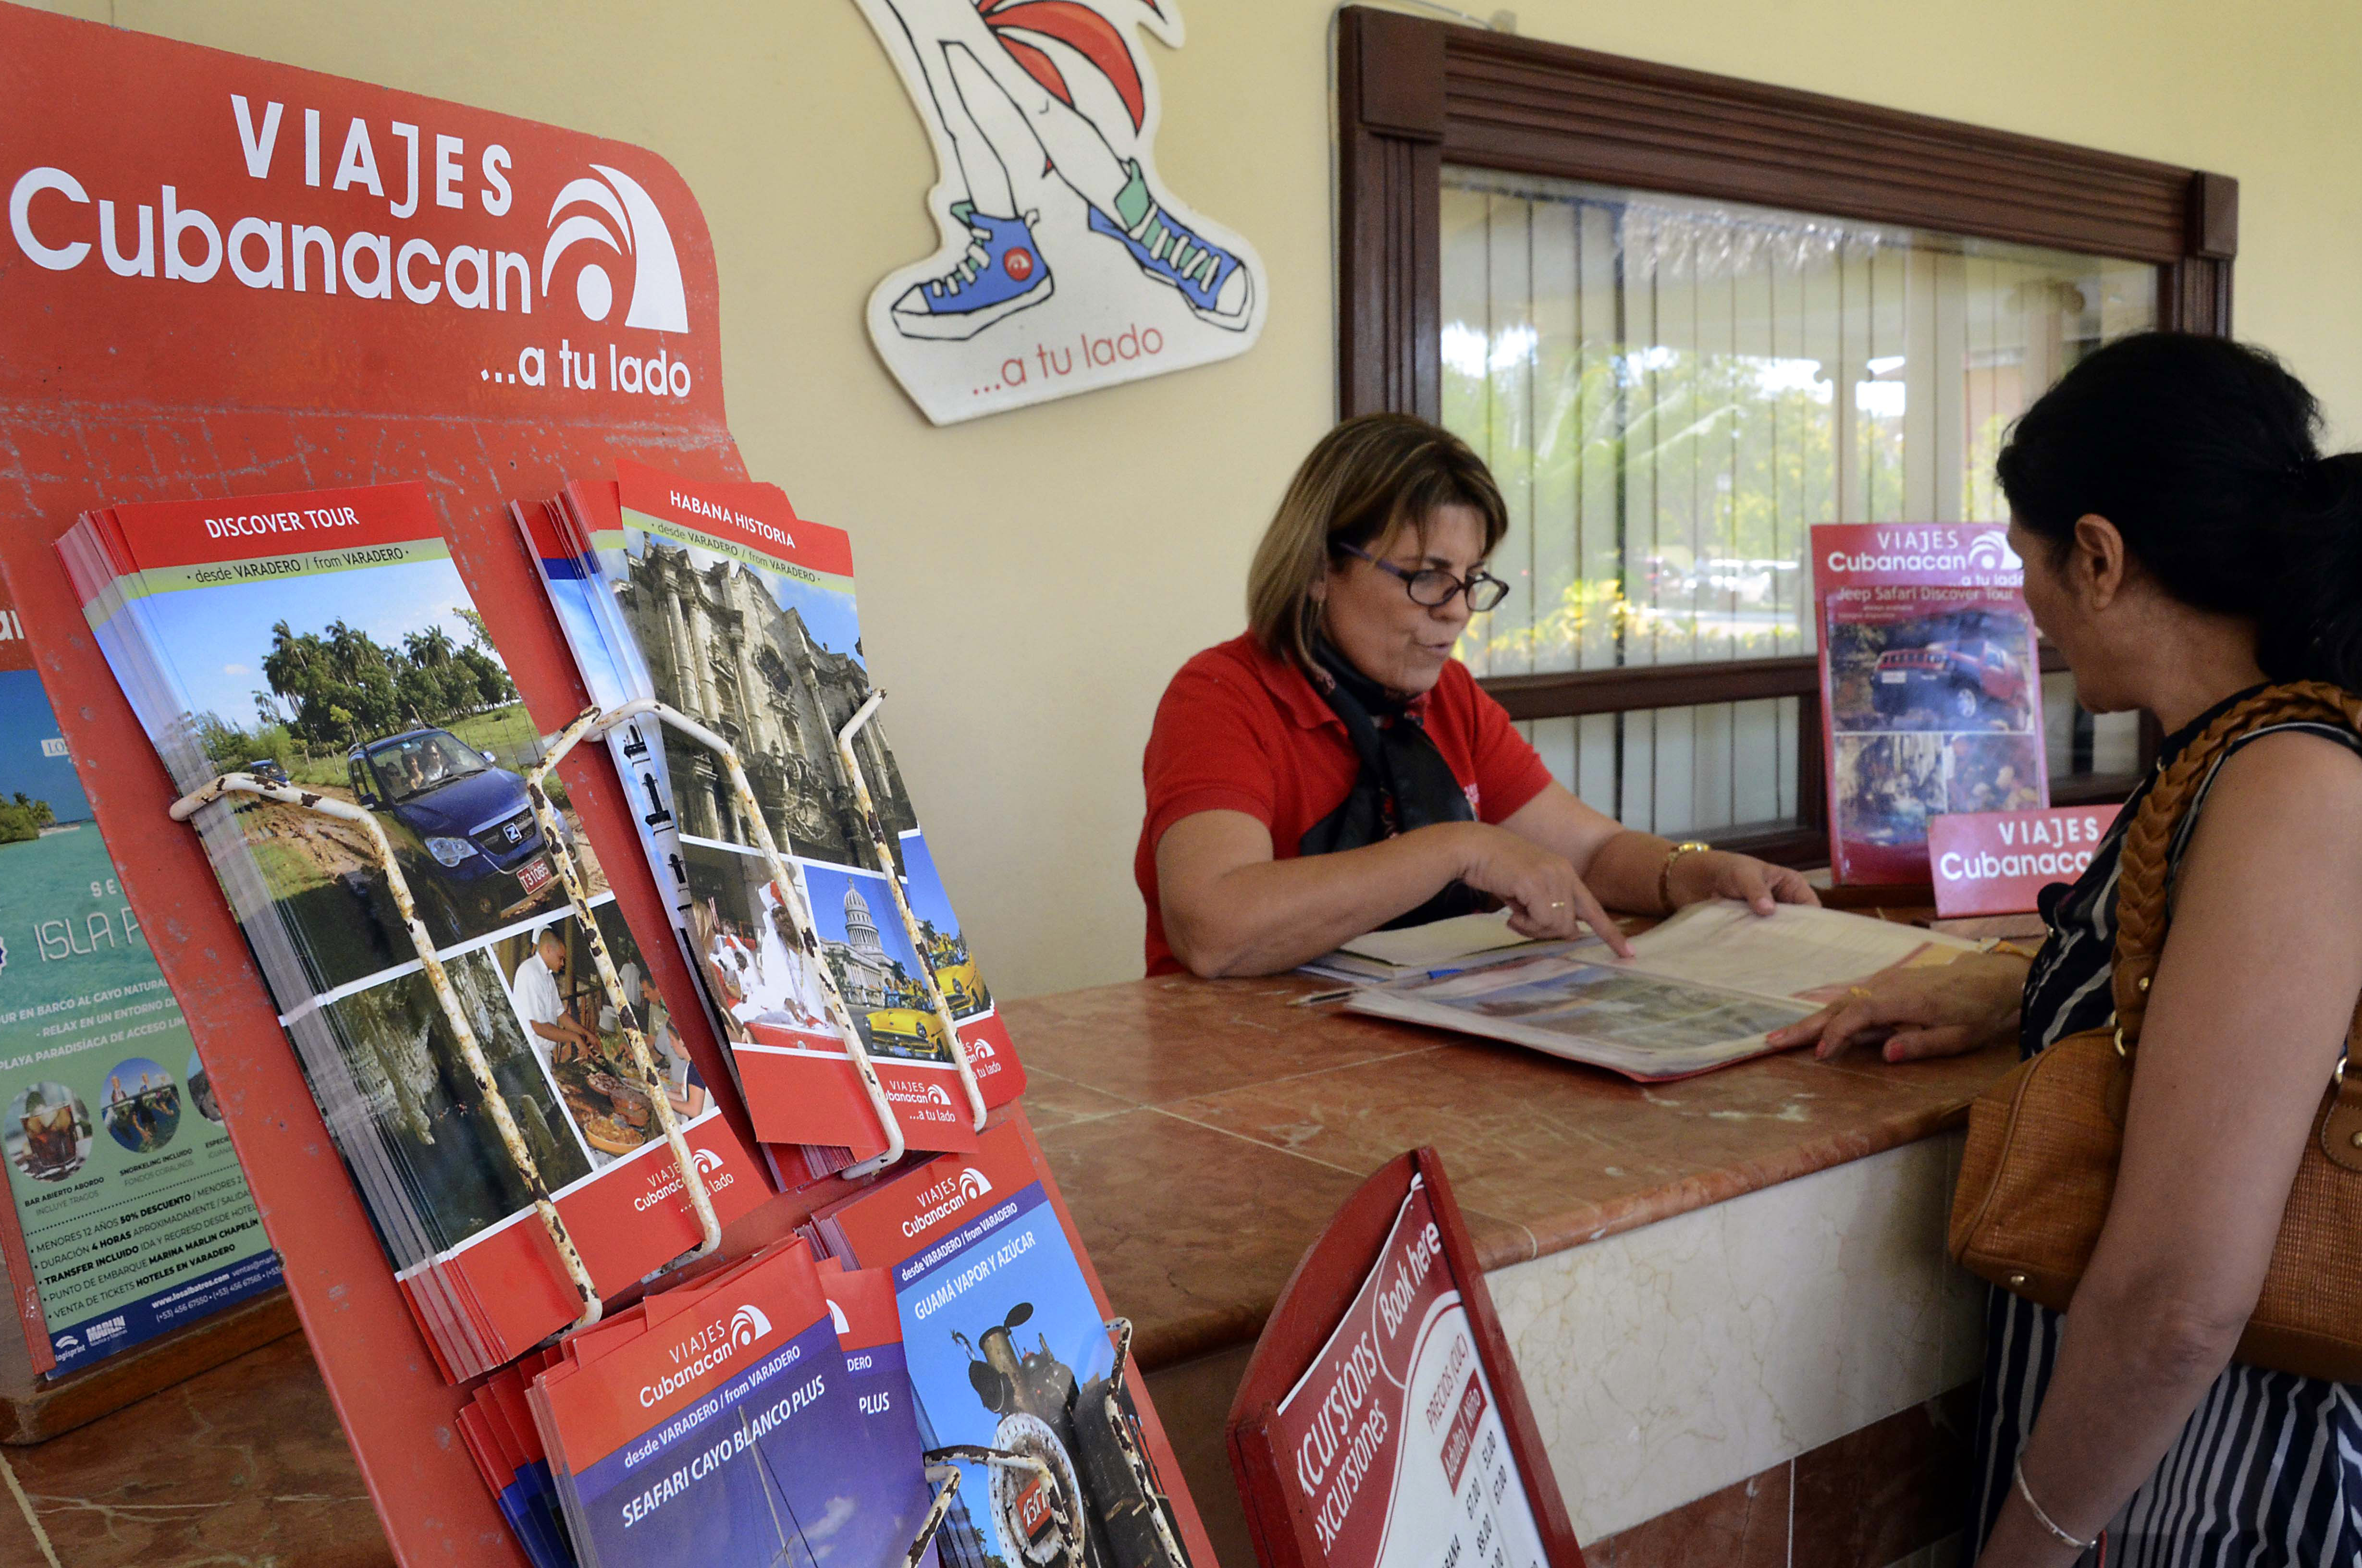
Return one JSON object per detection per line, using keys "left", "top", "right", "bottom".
{"left": 513, "top": 462, "right": 1025, "bottom": 1178}
{"left": 1301, "top": 906, "right": 1559, "bottom": 983}
{"left": 1348, "top": 902, "right": 1980, "bottom": 1080}
{"left": 56, "top": 482, "right": 769, "bottom": 1380}
{"left": 812, "top": 1120, "right": 1198, "bottom": 1568}
{"left": 517, "top": 1236, "right": 933, "bottom": 1568}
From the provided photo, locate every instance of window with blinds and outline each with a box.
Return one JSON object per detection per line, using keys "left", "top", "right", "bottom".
{"left": 1440, "top": 168, "right": 2156, "bottom": 845}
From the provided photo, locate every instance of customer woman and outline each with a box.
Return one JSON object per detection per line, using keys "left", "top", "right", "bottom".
{"left": 1771, "top": 333, "right": 2362, "bottom": 1563}
{"left": 1136, "top": 413, "right": 1816, "bottom": 978}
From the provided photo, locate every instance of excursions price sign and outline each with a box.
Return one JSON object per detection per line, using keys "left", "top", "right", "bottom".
{"left": 1229, "top": 1150, "right": 1585, "bottom": 1568}
{"left": 1270, "top": 1179, "right": 1546, "bottom": 1568}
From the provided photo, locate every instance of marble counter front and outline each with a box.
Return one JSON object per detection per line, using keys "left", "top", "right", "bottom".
{"left": 2, "top": 969, "right": 2016, "bottom": 1567}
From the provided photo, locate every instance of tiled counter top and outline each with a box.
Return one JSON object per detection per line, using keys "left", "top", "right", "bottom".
{"left": 1013, "top": 971, "right": 2015, "bottom": 1370}
{"left": 2, "top": 968, "right": 2017, "bottom": 1566}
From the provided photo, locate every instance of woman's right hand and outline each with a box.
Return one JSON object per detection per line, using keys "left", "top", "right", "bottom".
{"left": 1445, "top": 822, "right": 1633, "bottom": 956}
{"left": 1767, "top": 950, "right": 2030, "bottom": 1063}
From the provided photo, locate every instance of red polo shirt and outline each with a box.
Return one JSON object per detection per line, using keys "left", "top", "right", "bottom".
{"left": 1135, "top": 633, "right": 1555, "bottom": 975}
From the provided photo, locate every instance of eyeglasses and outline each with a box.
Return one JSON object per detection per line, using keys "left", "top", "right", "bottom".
{"left": 1336, "top": 542, "right": 1511, "bottom": 612}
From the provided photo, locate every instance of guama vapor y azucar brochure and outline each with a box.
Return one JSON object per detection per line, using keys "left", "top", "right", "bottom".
{"left": 58, "top": 481, "right": 766, "bottom": 1381}
{"left": 817, "top": 1120, "right": 1203, "bottom": 1568}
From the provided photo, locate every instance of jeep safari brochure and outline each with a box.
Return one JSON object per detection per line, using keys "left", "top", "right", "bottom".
{"left": 1811, "top": 522, "right": 2048, "bottom": 885}
{"left": 57, "top": 483, "right": 765, "bottom": 1381}
{"left": 521, "top": 463, "right": 1025, "bottom": 1174}
{"left": 1347, "top": 902, "right": 1980, "bottom": 1080}
{"left": 0, "top": 586, "right": 282, "bottom": 1377}
{"left": 529, "top": 1239, "right": 896, "bottom": 1568}
{"left": 816, "top": 1119, "right": 1202, "bottom": 1568}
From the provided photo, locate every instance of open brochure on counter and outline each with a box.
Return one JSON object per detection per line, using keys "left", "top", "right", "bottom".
{"left": 1346, "top": 901, "right": 1980, "bottom": 1080}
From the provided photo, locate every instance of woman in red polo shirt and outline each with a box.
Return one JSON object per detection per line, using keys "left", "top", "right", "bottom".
{"left": 1137, "top": 414, "right": 1816, "bottom": 977}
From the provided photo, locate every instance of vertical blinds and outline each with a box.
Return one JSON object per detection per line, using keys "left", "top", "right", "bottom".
{"left": 1440, "top": 169, "right": 2154, "bottom": 836}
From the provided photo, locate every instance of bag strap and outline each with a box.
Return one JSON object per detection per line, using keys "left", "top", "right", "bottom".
{"left": 2110, "top": 680, "right": 2362, "bottom": 1049}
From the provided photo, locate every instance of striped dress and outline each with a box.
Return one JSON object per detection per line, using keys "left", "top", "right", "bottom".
{"left": 1970, "top": 693, "right": 2362, "bottom": 1565}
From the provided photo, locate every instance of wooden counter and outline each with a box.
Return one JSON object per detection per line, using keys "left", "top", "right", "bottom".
{"left": 0, "top": 973, "right": 2016, "bottom": 1567}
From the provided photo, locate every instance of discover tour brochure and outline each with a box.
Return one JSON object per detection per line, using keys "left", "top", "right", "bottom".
{"left": 0, "top": 590, "right": 282, "bottom": 1375}
{"left": 1347, "top": 901, "right": 1980, "bottom": 1080}
{"left": 1270, "top": 1171, "right": 1548, "bottom": 1568}
{"left": 518, "top": 463, "right": 1025, "bottom": 1175}
{"left": 1812, "top": 523, "right": 2048, "bottom": 885}
{"left": 815, "top": 1119, "right": 1202, "bottom": 1568}
{"left": 56, "top": 482, "right": 767, "bottom": 1382}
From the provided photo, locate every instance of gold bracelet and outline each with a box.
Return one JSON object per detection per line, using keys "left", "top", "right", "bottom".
{"left": 1658, "top": 841, "right": 1711, "bottom": 914}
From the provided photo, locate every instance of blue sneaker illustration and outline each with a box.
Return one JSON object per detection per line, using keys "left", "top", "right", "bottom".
{"left": 1088, "top": 160, "right": 1252, "bottom": 330}
{"left": 888, "top": 203, "right": 1054, "bottom": 340}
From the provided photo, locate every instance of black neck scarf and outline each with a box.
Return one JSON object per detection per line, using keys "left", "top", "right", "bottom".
{"left": 1299, "top": 637, "right": 1489, "bottom": 930}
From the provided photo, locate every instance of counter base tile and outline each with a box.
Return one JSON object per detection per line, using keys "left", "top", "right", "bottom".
{"left": 1586, "top": 1390, "right": 1973, "bottom": 1568}
{"left": 1486, "top": 1134, "right": 1983, "bottom": 1542}
{"left": 1585, "top": 1459, "right": 1791, "bottom": 1567}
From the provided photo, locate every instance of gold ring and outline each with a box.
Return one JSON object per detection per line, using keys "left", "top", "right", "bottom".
{"left": 1548, "top": 901, "right": 1568, "bottom": 909}
{"left": 1847, "top": 986, "right": 1874, "bottom": 1001}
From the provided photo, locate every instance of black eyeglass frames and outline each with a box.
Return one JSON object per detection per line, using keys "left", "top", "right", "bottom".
{"left": 1335, "top": 542, "right": 1511, "bottom": 612}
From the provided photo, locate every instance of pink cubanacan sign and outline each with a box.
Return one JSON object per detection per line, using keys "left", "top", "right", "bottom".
{"left": 1928, "top": 805, "right": 2122, "bottom": 917}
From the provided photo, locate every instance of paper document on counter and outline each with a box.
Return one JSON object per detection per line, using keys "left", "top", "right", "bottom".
{"left": 1346, "top": 902, "right": 1978, "bottom": 1080}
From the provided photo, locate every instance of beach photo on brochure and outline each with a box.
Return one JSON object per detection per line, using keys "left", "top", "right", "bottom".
{"left": 1348, "top": 901, "right": 1979, "bottom": 1079}
{"left": 0, "top": 611, "right": 283, "bottom": 1373}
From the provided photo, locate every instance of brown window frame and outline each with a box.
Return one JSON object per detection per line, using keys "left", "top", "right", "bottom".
{"left": 1336, "top": 5, "right": 2237, "bottom": 863}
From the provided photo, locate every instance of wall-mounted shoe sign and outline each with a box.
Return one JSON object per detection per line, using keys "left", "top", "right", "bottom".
{"left": 854, "top": 0, "right": 1267, "bottom": 424}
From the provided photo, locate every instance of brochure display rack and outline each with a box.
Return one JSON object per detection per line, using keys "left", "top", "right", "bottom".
{"left": 1228, "top": 1148, "right": 1586, "bottom": 1568}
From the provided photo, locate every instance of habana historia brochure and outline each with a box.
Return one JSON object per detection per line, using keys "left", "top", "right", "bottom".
{"left": 1811, "top": 523, "right": 2049, "bottom": 885}
{"left": 528, "top": 1238, "right": 908, "bottom": 1568}
{"left": 0, "top": 588, "right": 282, "bottom": 1376}
{"left": 1270, "top": 1172, "right": 1549, "bottom": 1568}
{"left": 816, "top": 1119, "right": 1204, "bottom": 1568}
{"left": 56, "top": 482, "right": 767, "bottom": 1381}
{"left": 1348, "top": 901, "right": 1980, "bottom": 1081}
{"left": 519, "top": 463, "right": 1025, "bottom": 1174}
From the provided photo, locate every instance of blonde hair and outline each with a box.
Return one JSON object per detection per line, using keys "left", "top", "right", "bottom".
{"left": 1247, "top": 414, "right": 1508, "bottom": 674}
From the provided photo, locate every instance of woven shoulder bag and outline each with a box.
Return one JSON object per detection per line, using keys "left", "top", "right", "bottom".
{"left": 1948, "top": 681, "right": 2362, "bottom": 1382}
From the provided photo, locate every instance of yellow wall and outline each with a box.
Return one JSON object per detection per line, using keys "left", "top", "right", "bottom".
{"left": 31, "top": 0, "right": 2362, "bottom": 995}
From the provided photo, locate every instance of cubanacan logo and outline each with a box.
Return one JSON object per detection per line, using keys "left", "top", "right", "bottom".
{"left": 540, "top": 164, "right": 687, "bottom": 331}
{"left": 900, "top": 1164, "right": 997, "bottom": 1237}
{"left": 728, "top": 1304, "right": 772, "bottom": 1348}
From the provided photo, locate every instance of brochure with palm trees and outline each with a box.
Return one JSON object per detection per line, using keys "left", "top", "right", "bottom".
{"left": 56, "top": 481, "right": 766, "bottom": 1381}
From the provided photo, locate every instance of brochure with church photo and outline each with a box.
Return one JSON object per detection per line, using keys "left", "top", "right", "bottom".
{"left": 57, "top": 482, "right": 770, "bottom": 1380}
{"left": 524, "top": 462, "right": 1026, "bottom": 1168}
{"left": 1812, "top": 523, "right": 2048, "bottom": 885}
